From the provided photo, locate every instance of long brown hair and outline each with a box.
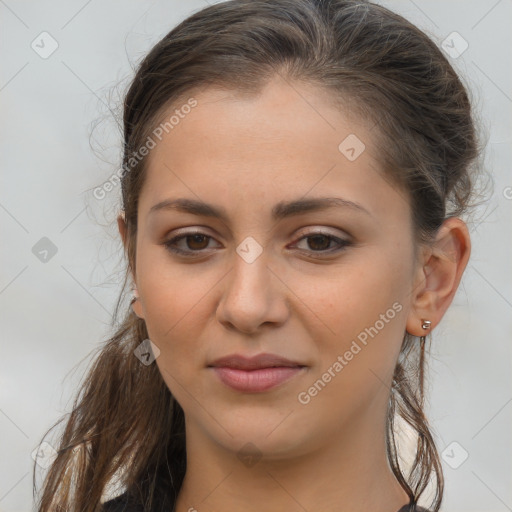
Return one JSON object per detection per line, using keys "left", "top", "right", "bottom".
{"left": 34, "top": 1, "right": 484, "bottom": 510}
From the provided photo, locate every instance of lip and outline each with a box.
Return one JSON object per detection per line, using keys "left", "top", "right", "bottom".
{"left": 208, "top": 353, "right": 304, "bottom": 370}
{"left": 207, "top": 353, "right": 307, "bottom": 393}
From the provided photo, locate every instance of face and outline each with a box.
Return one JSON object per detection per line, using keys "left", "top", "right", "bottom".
{"left": 127, "top": 75, "right": 422, "bottom": 460}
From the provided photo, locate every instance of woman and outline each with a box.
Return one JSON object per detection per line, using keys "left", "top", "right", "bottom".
{"left": 34, "top": 0, "right": 482, "bottom": 511}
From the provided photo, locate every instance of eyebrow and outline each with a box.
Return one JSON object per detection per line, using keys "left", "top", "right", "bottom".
{"left": 148, "top": 196, "right": 371, "bottom": 221}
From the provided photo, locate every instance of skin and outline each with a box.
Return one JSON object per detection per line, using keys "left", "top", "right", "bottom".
{"left": 117, "top": 74, "right": 471, "bottom": 512}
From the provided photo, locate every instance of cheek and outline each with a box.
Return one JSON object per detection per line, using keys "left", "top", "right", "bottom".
{"left": 136, "top": 242, "right": 216, "bottom": 332}
{"left": 134, "top": 251, "right": 219, "bottom": 372}
{"left": 295, "top": 253, "right": 406, "bottom": 338}
{"left": 138, "top": 265, "right": 214, "bottom": 406}
{"left": 291, "top": 269, "right": 406, "bottom": 434}
{"left": 293, "top": 249, "right": 408, "bottom": 386}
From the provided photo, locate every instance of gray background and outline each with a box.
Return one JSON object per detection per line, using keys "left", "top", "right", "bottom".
{"left": 1, "top": 1, "right": 510, "bottom": 511}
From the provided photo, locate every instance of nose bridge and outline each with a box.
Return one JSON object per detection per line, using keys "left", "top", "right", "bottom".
{"left": 216, "top": 239, "right": 288, "bottom": 332}
{"left": 226, "top": 242, "right": 272, "bottom": 311}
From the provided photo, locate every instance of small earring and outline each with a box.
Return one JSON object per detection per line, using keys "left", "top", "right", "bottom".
{"left": 130, "top": 288, "right": 139, "bottom": 305}
{"left": 420, "top": 319, "right": 431, "bottom": 344}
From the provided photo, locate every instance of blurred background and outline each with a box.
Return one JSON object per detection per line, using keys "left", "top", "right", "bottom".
{"left": 1, "top": 1, "right": 510, "bottom": 510}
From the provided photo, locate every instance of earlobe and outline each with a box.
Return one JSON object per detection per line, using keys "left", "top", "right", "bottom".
{"left": 406, "top": 217, "right": 471, "bottom": 336}
{"left": 131, "top": 296, "right": 145, "bottom": 319}
{"left": 131, "top": 287, "right": 146, "bottom": 319}
{"left": 117, "top": 212, "right": 127, "bottom": 248}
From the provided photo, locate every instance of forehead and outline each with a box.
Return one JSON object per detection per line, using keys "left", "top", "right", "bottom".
{"left": 138, "top": 77, "right": 410, "bottom": 224}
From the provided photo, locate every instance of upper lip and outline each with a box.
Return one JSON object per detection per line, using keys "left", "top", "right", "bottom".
{"left": 208, "top": 353, "right": 305, "bottom": 370}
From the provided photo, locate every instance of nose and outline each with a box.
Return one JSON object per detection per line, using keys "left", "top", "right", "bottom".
{"left": 215, "top": 250, "right": 290, "bottom": 334}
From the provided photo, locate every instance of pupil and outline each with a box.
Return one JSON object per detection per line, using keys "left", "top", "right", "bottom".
{"left": 308, "top": 235, "right": 330, "bottom": 251}
{"left": 188, "top": 234, "right": 208, "bottom": 250}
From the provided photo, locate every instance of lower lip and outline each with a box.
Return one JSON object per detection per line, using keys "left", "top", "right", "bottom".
{"left": 210, "top": 366, "right": 304, "bottom": 392}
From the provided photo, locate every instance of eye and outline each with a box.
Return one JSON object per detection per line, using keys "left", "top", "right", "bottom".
{"left": 292, "top": 231, "right": 351, "bottom": 256}
{"left": 163, "top": 231, "right": 220, "bottom": 256}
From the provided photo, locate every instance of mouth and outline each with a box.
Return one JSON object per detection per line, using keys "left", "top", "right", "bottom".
{"left": 207, "top": 353, "right": 307, "bottom": 392}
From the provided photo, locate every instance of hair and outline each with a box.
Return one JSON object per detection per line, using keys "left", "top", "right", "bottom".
{"left": 34, "top": 1, "right": 486, "bottom": 511}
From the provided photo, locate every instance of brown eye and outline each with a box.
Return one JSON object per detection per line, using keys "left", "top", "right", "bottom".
{"left": 305, "top": 234, "right": 332, "bottom": 251}
{"left": 186, "top": 234, "right": 210, "bottom": 250}
{"left": 293, "top": 232, "right": 351, "bottom": 256}
{"left": 164, "top": 232, "right": 219, "bottom": 256}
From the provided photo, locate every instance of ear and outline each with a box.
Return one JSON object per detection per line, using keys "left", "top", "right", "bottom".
{"left": 406, "top": 217, "right": 471, "bottom": 336}
{"left": 117, "top": 211, "right": 145, "bottom": 320}
{"left": 117, "top": 211, "right": 128, "bottom": 248}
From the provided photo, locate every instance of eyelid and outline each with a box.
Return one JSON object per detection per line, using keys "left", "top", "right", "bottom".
{"left": 293, "top": 225, "right": 351, "bottom": 240}
{"left": 166, "top": 225, "right": 350, "bottom": 241}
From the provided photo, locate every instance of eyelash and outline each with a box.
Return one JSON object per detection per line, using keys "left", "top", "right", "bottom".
{"left": 163, "top": 230, "right": 351, "bottom": 258}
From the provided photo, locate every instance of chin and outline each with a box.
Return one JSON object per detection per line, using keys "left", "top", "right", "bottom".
{"left": 205, "top": 414, "right": 314, "bottom": 461}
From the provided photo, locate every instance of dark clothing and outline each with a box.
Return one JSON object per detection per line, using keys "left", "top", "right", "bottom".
{"left": 102, "top": 492, "right": 430, "bottom": 511}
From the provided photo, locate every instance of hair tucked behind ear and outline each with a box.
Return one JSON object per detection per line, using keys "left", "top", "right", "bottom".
{"left": 34, "top": 1, "right": 485, "bottom": 510}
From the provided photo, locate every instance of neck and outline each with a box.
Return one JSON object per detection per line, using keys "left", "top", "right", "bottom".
{"left": 174, "top": 404, "right": 410, "bottom": 512}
